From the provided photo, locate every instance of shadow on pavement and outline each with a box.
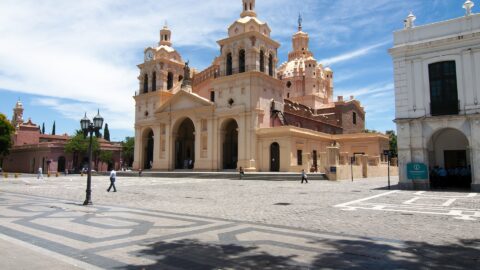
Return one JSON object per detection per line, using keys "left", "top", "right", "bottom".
{"left": 116, "top": 237, "right": 480, "bottom": 269}
{"left": 309, "top": 238, "right": 480, "bottom": 270}
{"left": 119, "top": 239, "right": 301, "bottom": 270}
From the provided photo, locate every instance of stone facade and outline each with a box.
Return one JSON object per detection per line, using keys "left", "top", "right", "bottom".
{"left": 133, "top": 0, "right": 391, "bottom": 175}
{"left": 389, "top": 3, "right": 480, "bottom": 191}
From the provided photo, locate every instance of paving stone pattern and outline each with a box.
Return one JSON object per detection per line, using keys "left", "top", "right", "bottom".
{"left": 0, "top": 176, "right": 479, "bottom": 269}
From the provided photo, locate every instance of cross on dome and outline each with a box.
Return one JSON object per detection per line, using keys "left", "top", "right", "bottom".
{"left": 298, "top": 14, "right": 303, "bottom": 31}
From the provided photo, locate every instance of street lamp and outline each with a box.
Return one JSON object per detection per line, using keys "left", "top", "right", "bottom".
{"left": 80, "top": 110, "right": 104, "bottom": 205}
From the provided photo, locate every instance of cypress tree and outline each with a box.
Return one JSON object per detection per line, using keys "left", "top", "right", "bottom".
{"left": 52, "top": 121, "right": 56, "bottom": 135}
{"left": 42, "top": 123, "right": 45, "bottom": 134}
{"left": 104, "top": 123, "right": 110, "bottom": 141}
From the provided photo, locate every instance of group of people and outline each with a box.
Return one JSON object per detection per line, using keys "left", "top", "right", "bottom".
{"left": 430, "top": 166, "right": 471, "bottom": 189}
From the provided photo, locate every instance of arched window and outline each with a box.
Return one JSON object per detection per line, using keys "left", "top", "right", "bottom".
{"left": 259, "top": 50, "right": 265, "bottom": 72}
{"left": 268, "top": 54, "right": 274, "bottom": 77}
{"left": 226, "top": 53, "right": 233, "bottom": 76}
{"left": 178, "top": 75, "right": 183, "bottom": 82}
{"left": 152, "top": 72, "right": 156, "bottom": 92}
{"left": 429, "top": 61, "right": 459, "bottom": 116}
{"left": 167, "top": 72, "right": 174, "bottom": 90}
{"left": 245, "top": 3, "right": 247, "bottom": 11}
{"left": 143, "top": 74, "right": 148, "bottom": 93}
{"left": 239, "top": 49, "right": 246, "bottom": 73}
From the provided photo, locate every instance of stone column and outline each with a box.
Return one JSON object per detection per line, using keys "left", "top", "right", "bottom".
{"left": 132, "top": 128, "right": 142, "bottom": 170}
{"left": 470, "top": 118, "right": 480, "bottom": 191}
{"left": 152, "top": 126, "right": 161, "bottom": 169}
{"left": 327, "top": 146, "right": 339, "bottom": 166}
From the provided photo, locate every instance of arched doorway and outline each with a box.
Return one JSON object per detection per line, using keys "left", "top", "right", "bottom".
{"left": 144, "top": 130, "right": 154, "bottom": 169}
{"left": 58, "top": 156, "right": 66, "bottom": 173}
{"left": 428, "top": 128, "right": 471, "bottom": 189}
{"left": 175, "top": 118, "right": 195, "bottom": 169}
{"left": 270, "top": 142, "right": 280, "bottom": 172}
{"left": 222, "top": 120, "right": 238, "bottom": 170}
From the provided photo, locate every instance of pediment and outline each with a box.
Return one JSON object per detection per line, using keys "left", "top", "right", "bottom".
{"left": 155, "top": 90, "right": 213, "bottom": 114}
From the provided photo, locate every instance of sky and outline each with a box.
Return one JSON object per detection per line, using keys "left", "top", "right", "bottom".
{"left": 0, "top": 0, "right": 472, "bottom": 141}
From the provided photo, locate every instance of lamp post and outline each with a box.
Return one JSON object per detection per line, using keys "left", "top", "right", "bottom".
{"left": 80, "top": 110, "right": 104, "bottom": 205}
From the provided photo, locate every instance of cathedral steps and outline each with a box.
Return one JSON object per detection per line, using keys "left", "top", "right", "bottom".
{"left": 113, "top": 171, "right": 328, "bottom": 181}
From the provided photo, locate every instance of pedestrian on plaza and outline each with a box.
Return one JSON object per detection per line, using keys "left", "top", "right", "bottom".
{"left": 107, "top": 169, "right": 117, "bottom": 192}
{"left": 301, "top": 169, "right": 308, "bottom": 184}
{"left": 139, "top": 169, "right": 142, "bottom": 177}
{"left": 37, "top": 167, "right": 43, "bottom": 180}
{"left": 239, "top": 166, "right": 245, "bottom": 180}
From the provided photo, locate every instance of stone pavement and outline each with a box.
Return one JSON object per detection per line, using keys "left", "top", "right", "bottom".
{"left": 0, "top": 175, "right": 479, "bottom": 269}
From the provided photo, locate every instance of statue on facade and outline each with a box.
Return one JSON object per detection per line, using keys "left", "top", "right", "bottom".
{"left": 182, "top": 60, "right": 191, "bottom": 87}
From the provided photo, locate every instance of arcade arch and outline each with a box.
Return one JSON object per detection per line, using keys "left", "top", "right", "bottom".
{"left": 427, "top": 128, "right": 471, "bottom": 189}
{"left": 142, "top": 129, "right": 154, "bottom": 169}
{"left": 174, "top": 118, "right": 195, "bottom": 170}
{"left": 221, "top": 119, "right": 239, "bottom": 170}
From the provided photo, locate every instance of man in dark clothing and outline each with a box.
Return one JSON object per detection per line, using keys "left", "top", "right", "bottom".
{"left": 301, "top": 169, "right": 308, "bottom": 184}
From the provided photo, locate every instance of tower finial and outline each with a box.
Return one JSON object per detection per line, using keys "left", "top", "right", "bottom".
{"left": 298, "top": 13, "right": 303, "bottom": 31}
{"left": 463, "top": 0, "right": 475, "bottom": 16}
{"left": 164, "top": 20, "right": 168, "bottom": 29}
{"left": 404, "top": 11, "right": 416, "bottom": 29}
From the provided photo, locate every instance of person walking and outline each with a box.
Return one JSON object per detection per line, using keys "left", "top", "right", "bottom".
{"left": 301, "top": 169, "right": 308, "bottom": 184}
{"left": 107, "top": 169, "right": 117, "bottom": 192}
{"left": 37, "top": 167, "right": 43, "bottom": 180}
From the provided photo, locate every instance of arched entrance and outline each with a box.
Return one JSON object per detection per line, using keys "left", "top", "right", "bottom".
{"left": 58, "top": 156, "right": 66, "bottom": 173}
{"left": 270, "top": 142, "right": 280, "bottom": 172}
{"left": 428, "top": 128, "right": 471, "bottom": 189}
{"left": 175, "top": 118, "right": 195, "bottom": 169}
{"left": 143, "top": 129, "right": 154, "bottom": 169}
{"left": 222, "top": 120, "right": 238, "bottom": 170}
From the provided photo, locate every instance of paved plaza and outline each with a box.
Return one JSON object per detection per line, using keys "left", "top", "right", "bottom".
{"left": 0, "top": 175, "right": 479, "bottom": 269}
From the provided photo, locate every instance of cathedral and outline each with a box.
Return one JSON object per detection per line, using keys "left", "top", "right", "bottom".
{"left": 133, "top": 0, "right": 389, "bottom": 172}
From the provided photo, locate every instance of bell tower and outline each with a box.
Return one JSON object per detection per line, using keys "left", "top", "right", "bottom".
{"left": 241, "top": 0, "right": 256, "bottom": 18}
{"left": 289, "top": 15, "right": 313, "bottom": 61}
{"left": 12, "top": 99, "right": 24, "bottom": 128}
{"left": 159, "top": 23, "right": 172, "bottom": 47}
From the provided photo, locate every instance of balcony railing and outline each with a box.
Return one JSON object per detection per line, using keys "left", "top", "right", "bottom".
{"left": 430, "top": 99, "right": 460, "bottom": 116}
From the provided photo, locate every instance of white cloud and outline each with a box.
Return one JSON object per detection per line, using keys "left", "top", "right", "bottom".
{"left": 319, "top": 40, "right": 391, "bottom": 66}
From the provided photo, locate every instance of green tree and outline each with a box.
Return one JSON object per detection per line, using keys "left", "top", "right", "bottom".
{"left": 52, "top": 121, "right": 56, "bottom": 135}
{"left": 103, "top": 123, "right": 110, "bottom": 141}
{"left": 121, "top": 136, "right": 135, "bottom": 167}
{"left": 0, "top": 113, "right": 15, "bottom": 167}
{"left": 41, "top": 122, "right": 45, "bottom": 134}
{"left": 65, "top": 130, "right": 99, "bottom": 170}
{"left": 386, "top": 130, "right": 398, "bottom": 157}
{"left": 99, "top": 150, "right": 113, "bottom": 170}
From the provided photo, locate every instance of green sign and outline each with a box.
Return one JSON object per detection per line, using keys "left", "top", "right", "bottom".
{"left": 407, "top": 163, "right": 428, "bottom": 180}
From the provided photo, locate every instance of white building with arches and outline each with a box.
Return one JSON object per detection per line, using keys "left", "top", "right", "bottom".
{"left": 390, "top": 1, "right": 480, "bottom": 191}
{"left": 133, "top": 0, "right": 390, "bottom": 174}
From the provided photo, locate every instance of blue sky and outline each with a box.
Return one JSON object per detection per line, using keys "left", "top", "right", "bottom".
{"left": 0, "top": 0, "right": 472, "bottom": 141}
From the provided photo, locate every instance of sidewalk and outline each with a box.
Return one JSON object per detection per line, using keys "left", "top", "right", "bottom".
{"left": 0, "top": 234, "right": 98, "bottom": 270}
